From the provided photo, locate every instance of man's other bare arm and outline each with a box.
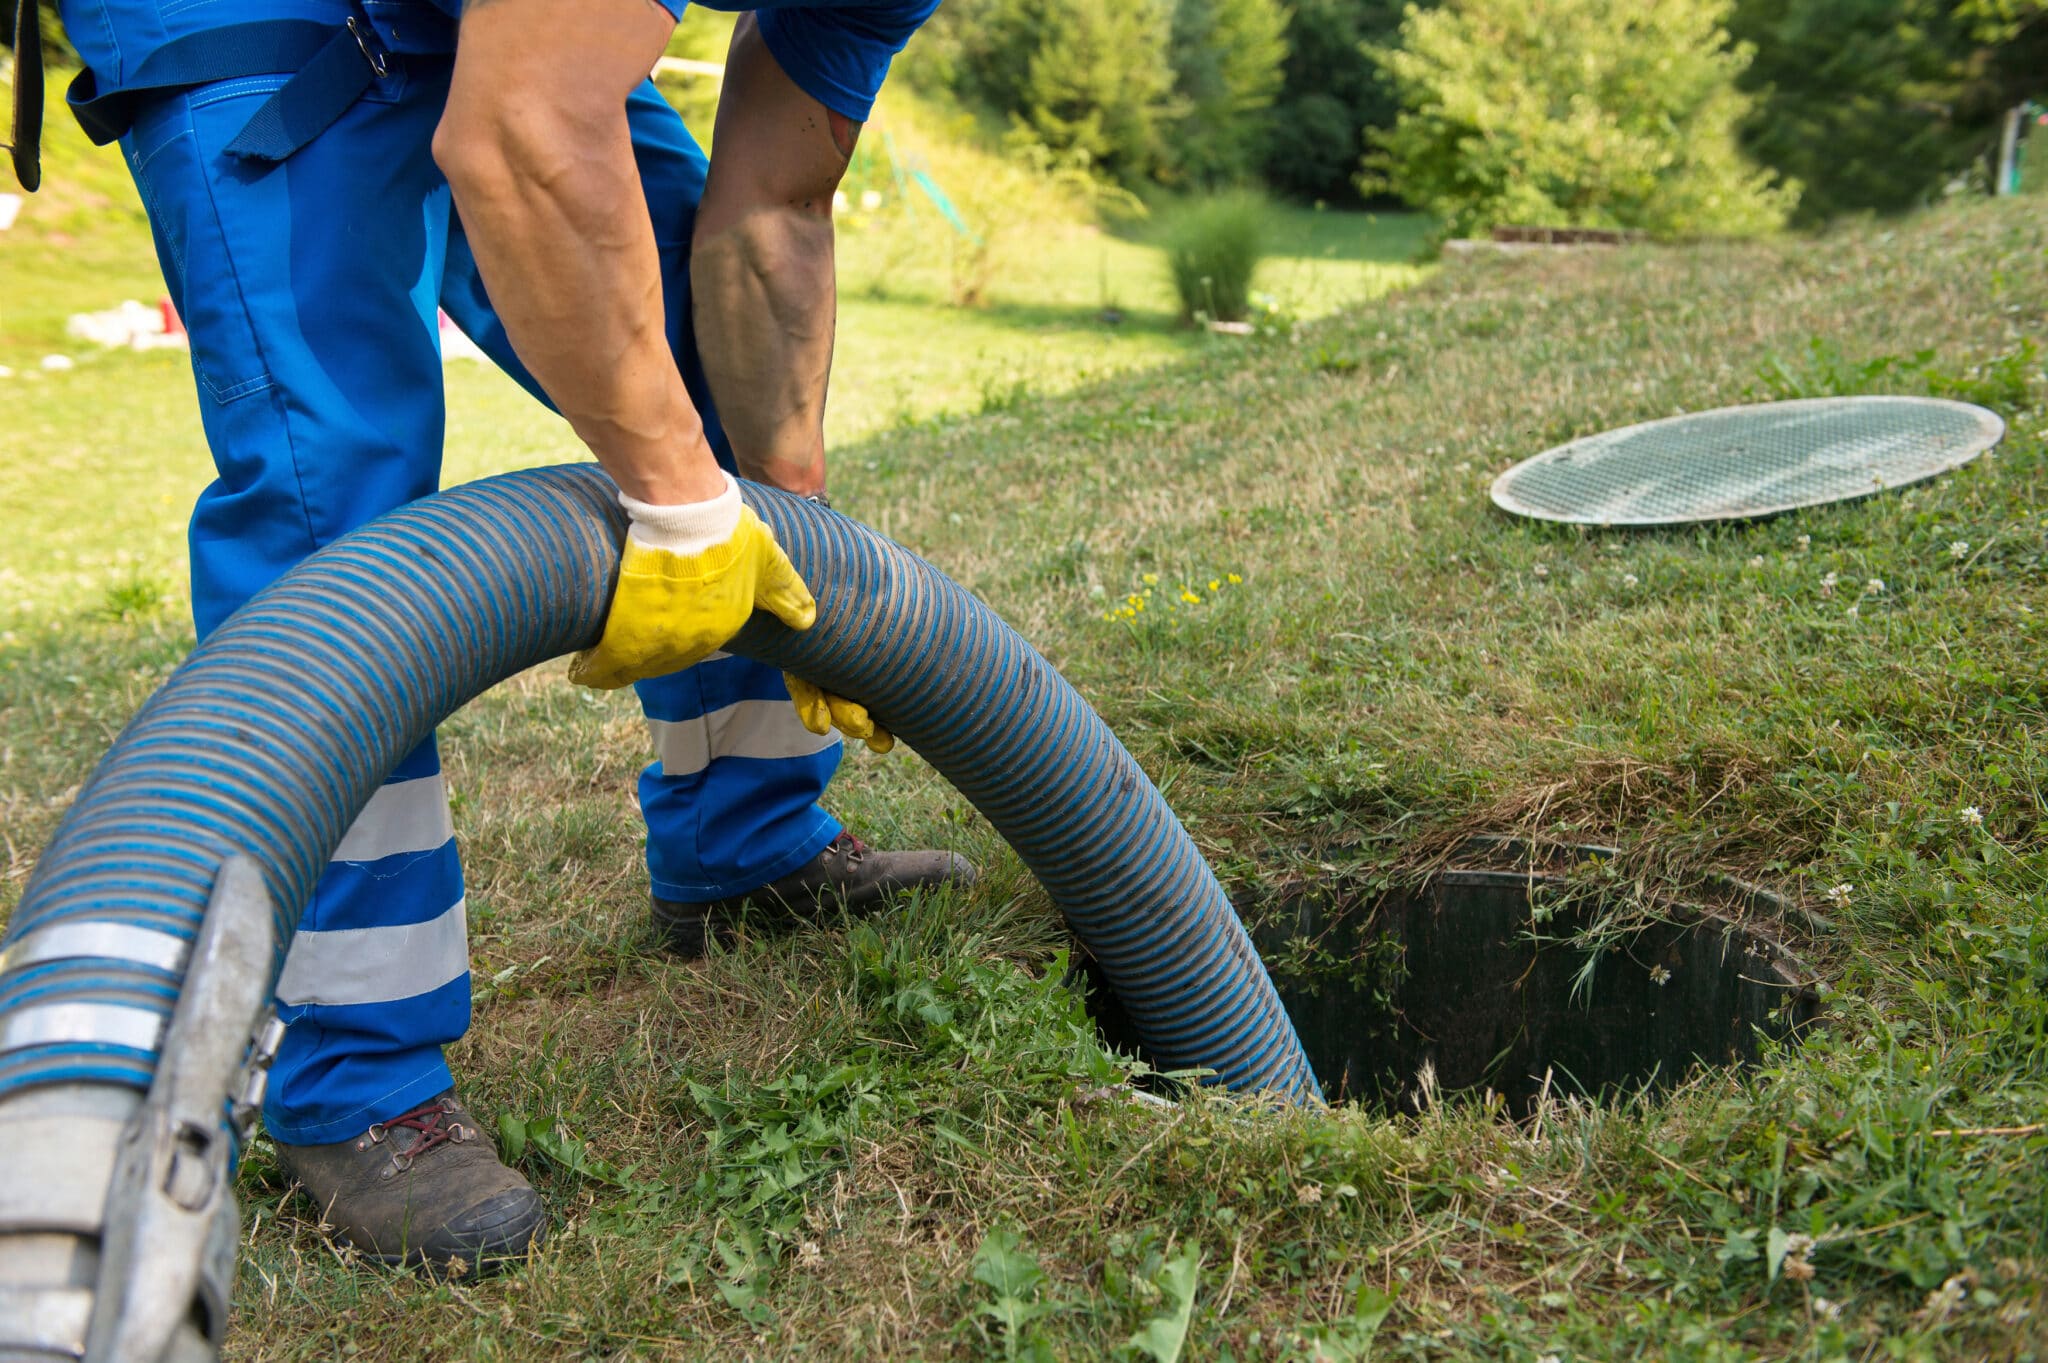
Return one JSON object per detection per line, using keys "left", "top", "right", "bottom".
{"left": 689, "top": 14, "right": 858, "bottom": 497}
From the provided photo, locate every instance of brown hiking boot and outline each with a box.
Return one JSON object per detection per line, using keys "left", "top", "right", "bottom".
{"left": 275, "top": 1090, "right": 545, "bottom": 1273}
{"left": 652, "top": 831, "right": 974, "bottom": 957}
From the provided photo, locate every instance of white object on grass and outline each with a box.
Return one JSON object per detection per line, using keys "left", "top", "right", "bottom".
{"left": 64, "top": 300, "right": 186, "bottom": 351}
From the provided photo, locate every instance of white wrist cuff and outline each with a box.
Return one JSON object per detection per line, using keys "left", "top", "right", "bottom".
{"left": 619, "top": 474, "right": 743, "bottom": 557}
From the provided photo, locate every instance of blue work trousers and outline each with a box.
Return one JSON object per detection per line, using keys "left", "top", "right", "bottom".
{"left": 120, "top": 61, "right": 843, "bottom": 1143}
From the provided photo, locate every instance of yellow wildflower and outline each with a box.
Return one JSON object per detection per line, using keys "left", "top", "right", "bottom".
{"left": 1227, "top": 573, "right": 1243, "bottom": 584}
{"left": 1180, "top": 590, "right": 1201, "bottom": 605}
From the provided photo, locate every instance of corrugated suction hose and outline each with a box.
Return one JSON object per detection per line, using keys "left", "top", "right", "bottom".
{"left": 0, "top": 464, "right": 1320, "bottom": 1108}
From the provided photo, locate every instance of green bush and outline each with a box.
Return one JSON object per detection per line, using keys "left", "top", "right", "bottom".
{"left": 1160, "top": 191, "right": 1269, "bottom": 323}
{"left": 1364, "top": 0, "right": 1798, "bottom": 240}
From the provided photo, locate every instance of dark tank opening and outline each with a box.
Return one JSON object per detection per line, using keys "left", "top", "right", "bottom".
{"left": 1082, "top": 843, "right": 1822, "bottom": 1114}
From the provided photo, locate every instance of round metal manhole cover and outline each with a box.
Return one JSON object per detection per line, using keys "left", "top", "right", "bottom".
{"left": 1491, "top": 396, "right": 2006, "bottom": 527}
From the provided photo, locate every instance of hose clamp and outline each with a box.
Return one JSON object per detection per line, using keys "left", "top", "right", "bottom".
{"left": 0, "top": 1002, "right": 166, "bottom": 1055}
{"left": 0, "top": 921, "right": 192, "bottom": 977}
{"left": 0, "top": 1286, "right": 95, "bottom": 1357}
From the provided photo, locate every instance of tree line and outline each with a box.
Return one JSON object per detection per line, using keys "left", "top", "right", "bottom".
{"left": 900, "top": 0, "right": 2046, "bottom": 235}
{"left": 5, "top": 0, "right": 2040, "bottom": 234}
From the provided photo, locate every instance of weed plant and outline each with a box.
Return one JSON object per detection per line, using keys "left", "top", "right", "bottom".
{"left": 1162, "top": 190, "right": 1272, "bottom": 324}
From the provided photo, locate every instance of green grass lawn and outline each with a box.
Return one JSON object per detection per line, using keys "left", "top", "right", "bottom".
{"left": 0, "top": 74, "right": 1423, "bottom": 626}
{"left": 4, "top": 93, "right": 2048, "bottom": 1361}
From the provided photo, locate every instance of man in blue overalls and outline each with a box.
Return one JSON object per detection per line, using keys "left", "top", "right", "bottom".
{"left": 30, "top": 0, "right": 960, "bottom": 1270}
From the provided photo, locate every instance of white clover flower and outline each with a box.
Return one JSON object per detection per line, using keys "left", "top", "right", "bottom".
{"left": 1950, "top": 540, "right": 1970, "bottom": 560}
{"left": 1623, "top": 573, "right": 1639, "bottom": 587}
{"left": 1811, "top": 1296, "right": 1842, "bottom": 1321}
{"left": 1296, "top": 1183, "right": 1323, "bottom": 1205}
{"left": 1825, "top": 882, "right": 1854, "bottom": 907}
{"left": 1649, "top": 965, "right": 1672, "bottom": 986}
{"left": 1749, "top": 555, "right": 1766, "bottom": 569}
{"left": 1866, "top": 578, "right": 1886, "bottom": 594}
{"left": 1820, "top": 572, "right": 1839, "bottom": 597}
{"left": 1797, "top": 535, "right": 1812, "bottom": 551}
{"left": 1960, "top": 806, "right": 1983, "bottom": 826}
{"left": 1533, "top": 563, "right": 1550, "bottom": 578}
{"left": 1922, "top": 1275, "right": 1969, "bottom": 1322}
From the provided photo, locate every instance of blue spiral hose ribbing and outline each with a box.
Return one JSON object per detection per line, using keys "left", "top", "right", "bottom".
{"left": 0, "top": 464, "right": 1319, "bottom": 1104}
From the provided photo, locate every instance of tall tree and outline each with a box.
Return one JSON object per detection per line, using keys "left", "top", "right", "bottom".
{"left": 1261, "top": 0, "right": 1416, "bottom": 203}
{"left": 1729, "top": 0, "right": 2042, "bottom": 222}
{"left": 1167, "top": 0, "right": 1291, "bottom": 186}
{"left": 918, "top": 0, "right": 1183, "bottom": 183}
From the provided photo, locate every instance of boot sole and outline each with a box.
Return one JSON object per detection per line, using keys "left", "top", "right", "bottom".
{"left": 340, "top": 1190, "right": 549, "bottom": 1275}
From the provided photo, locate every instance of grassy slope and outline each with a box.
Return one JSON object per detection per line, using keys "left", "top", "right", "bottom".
{"left": 4, "top": 76, "right": 2048, "bottom": 1363}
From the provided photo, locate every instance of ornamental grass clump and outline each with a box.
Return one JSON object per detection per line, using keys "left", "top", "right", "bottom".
{"left": 1161, "top": 191, "right": 1270, "bottom": 324}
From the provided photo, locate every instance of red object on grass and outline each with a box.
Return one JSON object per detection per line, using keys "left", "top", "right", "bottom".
{"left": 159, "top": 297, "right": 185, "bottom": 337}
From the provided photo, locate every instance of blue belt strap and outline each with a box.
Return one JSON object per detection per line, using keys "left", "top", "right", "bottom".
{"left": 65, "top": 15, "right": 392, "bottom": 164}
{"left": 222, "top": 18, "right": 388, "bottom": 162}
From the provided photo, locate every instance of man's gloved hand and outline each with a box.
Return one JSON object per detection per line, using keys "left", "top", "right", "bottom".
{"left": 569, "top": 475, "right": 816, "bottom": 690}
{"left": 785, "top": 675, "right": 894, "bottom": 753}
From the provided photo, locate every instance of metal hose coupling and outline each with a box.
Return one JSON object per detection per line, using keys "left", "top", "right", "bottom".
{"left": 0, "top": 858, "right": 281, "bottom": 1362}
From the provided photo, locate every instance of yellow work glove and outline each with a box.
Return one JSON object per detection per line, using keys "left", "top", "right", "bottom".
{"left": 569, "top": 475, "right": 817, "bottom": 691}
{"left": 785, "top": 674, "right": 894, "bottom": 753}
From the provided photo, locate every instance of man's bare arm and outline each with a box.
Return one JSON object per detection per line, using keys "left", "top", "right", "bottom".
{"left": 434, "top": 0, "right": 725, "bottom": 506}
{"left": 690, "top": 14, "right": 857, "bottom": 497}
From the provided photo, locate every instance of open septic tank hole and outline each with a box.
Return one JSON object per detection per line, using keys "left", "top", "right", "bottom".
{"left": 1084, "top": 843, "right": 1823, "bottom": 1114}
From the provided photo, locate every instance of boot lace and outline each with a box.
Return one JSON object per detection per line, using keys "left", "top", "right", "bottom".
{"left": 825, "top": 831, "right": 869, "bottom": 865}
{"left": 368, "top": 1096, "right": 474, "bottom": 1171}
